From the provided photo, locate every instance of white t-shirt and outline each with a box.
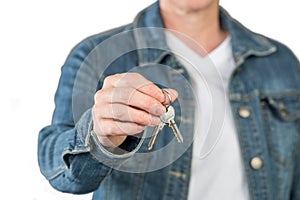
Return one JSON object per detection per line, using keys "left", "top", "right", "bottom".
{"left": 166, "top": 32, "right": 250, "bottom": 200}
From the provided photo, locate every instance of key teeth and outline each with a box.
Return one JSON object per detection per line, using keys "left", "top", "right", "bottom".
{"left": 169, "top": 123, "right": 184, "bottom": 143}
{"left": 147, "top": 105, "right": 183, "bottom": 151}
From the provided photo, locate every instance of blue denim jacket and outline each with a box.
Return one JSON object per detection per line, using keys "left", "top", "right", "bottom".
{"left": 38, "top": 2, "right": 300, "bottom": 200}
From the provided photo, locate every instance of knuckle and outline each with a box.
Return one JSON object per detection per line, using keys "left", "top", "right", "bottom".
{"left": 103, "top": 75, "right": 114, "bottom": 85}
{"left": 127, "top": 73, "right": 144, "bottom": 84}
{"left": 92, "top": 104, "right": 98, "bottom": 115}
{"left": 103, "top": 74, "right": 123, "bottom": 87}
{"left": 126, "top": 72, "right": 139, "bottom": 78}
{"left": 95, "top": 88, "right": 113, "bottom": 104}
{"left": 154, "top": 89, "right": 164, "bottom": 102}
{"left": 93, "top": 103, "right": 100, "bottom": 112}
{"left": 131, "top": 72, "right": 143, "bottom": 79}
{"left": 120, "top": 88, "right": 135, "bottom": 103}
{"left": 126, "top": 88, "right": 134, "bottom": 98}
{"left": 92, "top": 104, "right": 106, "bottom": 118}
{"left": 140, "top": 113, "right": 151, "bottom": 125}
{"left": 120, "top": 76, "right": 131, "bottom": 86}
{"left": 94, "top": 89, "right": 105, "bottom": 102}
{"left": 144, "top": 98, "right": 157, "bottom": 110}
{"left": 112, "top": 107, "right": 126, "bottom": 120}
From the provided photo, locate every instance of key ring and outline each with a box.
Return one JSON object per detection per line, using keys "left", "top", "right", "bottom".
{"left": 162, "top": 89, "right": 172, "bottom": 107}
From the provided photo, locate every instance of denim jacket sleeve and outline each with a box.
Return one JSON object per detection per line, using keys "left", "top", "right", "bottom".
{"left": 37, "top": 39, "right": 108, "bottom": 194}
{"left": 37, "top": 34, "right": 142, "bottom": 194}
{"left": 292, "top": 136, "right": 300, "bottom": 199}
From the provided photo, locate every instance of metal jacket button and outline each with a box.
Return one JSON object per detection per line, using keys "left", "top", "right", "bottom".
{"left": 250, "top": 157, "right": 263, "bottom": 170}
{"left": 239, "top": 107, "right": 251, "bottom": 118}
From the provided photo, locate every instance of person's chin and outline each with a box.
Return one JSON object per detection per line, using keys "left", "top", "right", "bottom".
{"left": 181, "top": 0, "right": 217, "bottom": 12}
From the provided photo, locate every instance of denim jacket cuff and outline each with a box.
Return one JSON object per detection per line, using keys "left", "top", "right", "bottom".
{"left": 86, "top": 120, "right": 145, "bottom": 162}
{"left": 61, "top": 109, "right": 94, "bottom": 167}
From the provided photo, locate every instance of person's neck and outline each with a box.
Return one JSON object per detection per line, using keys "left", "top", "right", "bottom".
{"left": 159, "top": 1, "right": 228, "bottom": 54}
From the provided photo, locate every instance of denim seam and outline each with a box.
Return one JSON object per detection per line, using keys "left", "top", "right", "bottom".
{"left": 261, "top": 103, "right": 283, "bottom": 199}
{"left": 181, "top": 146, "right": 191, "bottom": 199}
{"left": 135, "top": 172, "right": 145, "bottom": 200}
{"left": 235, "top": 47, "right": 277, "bottom": 67}
{"left": 44, "top": 166, "right": 68, "bottom": 180}
{"left": 231, "top": 104, "right": 255, "bottom": 200}
{"left": 261, "top": 90, "right": 300, "bottom": 98}
{"left": 62, "top": 148, "right": 90, "bottom": 159}
{"left": 262, "top": 101, "right": 295, "bottom": 167}
{"left": 163, "top": 170, "right": 171, "bottom": 200}
{"left": 230, "top": 90, "right": 300, "bottom": 103}
{"left": 229, "top": 90, "right": 259, "bottom": 101}
{"left": 61, "top": 155, "right": 82, "bottom": 184}
{"left": 103, "top": 173, "right": 111, "bottom": 200}
{"left": 249, "top": 108, "right": 270, "bottom": 199}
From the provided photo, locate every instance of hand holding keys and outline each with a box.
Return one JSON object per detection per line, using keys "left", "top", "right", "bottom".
{"left": 148, "top": 90, "right": 183, "bottom": 150}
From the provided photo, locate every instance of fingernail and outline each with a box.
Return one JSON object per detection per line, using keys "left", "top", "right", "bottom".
{"left": 149, "top": 104, "right": 166, "bottom": 116}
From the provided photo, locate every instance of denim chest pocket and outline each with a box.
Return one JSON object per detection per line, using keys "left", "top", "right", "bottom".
{"left": 266, "top": 95, "right": 300, "bottom": 121}
{"left": 261, "top": 94, "right": 300, "bottom": 166}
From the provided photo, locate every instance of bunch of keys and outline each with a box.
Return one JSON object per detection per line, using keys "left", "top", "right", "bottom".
{"left": 148, "top": 89, "right": 183, "bottom": 150}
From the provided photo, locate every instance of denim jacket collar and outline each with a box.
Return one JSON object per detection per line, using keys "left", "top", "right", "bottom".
{"left": 219, "top": 7, "right": 277, "bottom": 66}
{"left": 132, "top": 2, "right": 169, "bottom": 66}
{"left": 132, "top": 1, "right": 277, "bottom": 66}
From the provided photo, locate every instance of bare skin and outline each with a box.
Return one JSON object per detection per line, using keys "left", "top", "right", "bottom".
{"left": 92, "top": 73, "right": 178, "bottom": 147}
{"left": 159, "top": 0, "right": 228, "bottom": 53}
{"left": 92, "top": 0, "right": 227, "bottom": 148}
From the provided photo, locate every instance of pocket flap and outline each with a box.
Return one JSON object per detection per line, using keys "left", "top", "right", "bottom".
{"left": 266, "top": 95, "right": 300, "bottom": 121}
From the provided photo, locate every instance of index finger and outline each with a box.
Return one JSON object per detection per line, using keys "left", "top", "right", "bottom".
{"left": 103, "top": 73, "right": 165, "bottom": 102}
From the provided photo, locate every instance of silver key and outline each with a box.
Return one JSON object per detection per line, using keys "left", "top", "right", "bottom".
{"left": 148, "top": 105, "right": 183, "bottom": 150}
{"left": 160, "top": 106, "right": 183, "bottom": 143}
{"left": 148, "top": 105, "right": 172, "bottom": 150}
{"left": 148, "top": 120, "right": 165, "bottom": 150}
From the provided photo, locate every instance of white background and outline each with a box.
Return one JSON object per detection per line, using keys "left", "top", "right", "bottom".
{"left": 0, "top": 0, "right": 299, "bottom": 199}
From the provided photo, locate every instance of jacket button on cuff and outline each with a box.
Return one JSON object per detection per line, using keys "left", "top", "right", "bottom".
{"left": 239, "top": 107, "right": 251, "bottom": 118}
{"left": 250, "top": 157, "right": 263, "bottom": 170}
